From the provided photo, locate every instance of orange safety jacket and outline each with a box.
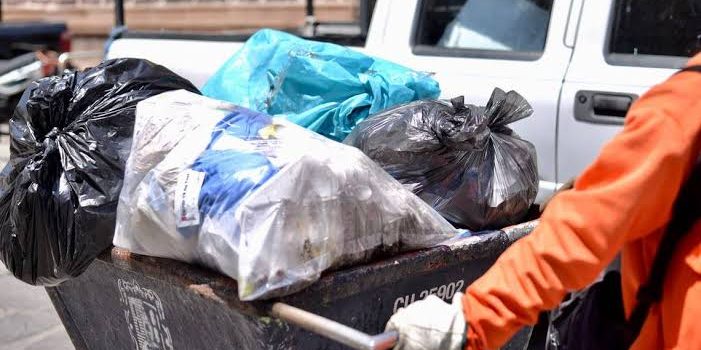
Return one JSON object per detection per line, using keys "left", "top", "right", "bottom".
{"left": 462, "top": 53, "right": 701, "bottom": 350}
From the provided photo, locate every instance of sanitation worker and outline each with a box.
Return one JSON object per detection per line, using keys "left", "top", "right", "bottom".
{"left": 386, "top": 54, "right": 701, "bottom": 350}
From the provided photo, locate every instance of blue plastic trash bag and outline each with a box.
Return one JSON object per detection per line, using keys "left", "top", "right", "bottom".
{"left": 202, "top": 29, "right": 440, "bottom": 141}
{"left": 113, "top": 90, "right": 456, "bottom": 300}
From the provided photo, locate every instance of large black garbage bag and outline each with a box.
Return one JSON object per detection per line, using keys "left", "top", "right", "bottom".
{"left": 344, "top": 88, "right": 538, "bottom": 230}
{"left": 0, "top": 58, "right": 199, "bottom": 285}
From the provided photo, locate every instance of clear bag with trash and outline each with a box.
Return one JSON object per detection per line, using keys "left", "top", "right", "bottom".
{"left": 344, "top": 88, "right": 538, "bottom": 231}
{"left": 0, "top": 58, "right": 199, "bottom": 285}
{"left": 202, "top": 29, "right": 440, "bottom": 142}
{"left": 113, "top": 90, "right": 456, "bottom": 300}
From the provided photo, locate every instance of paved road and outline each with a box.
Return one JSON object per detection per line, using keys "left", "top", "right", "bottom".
{"left": 0, "top": 265, "right": 74, "bottom": 350}
{"left": 0, "top": 134, "right": 75, "bottom": 350}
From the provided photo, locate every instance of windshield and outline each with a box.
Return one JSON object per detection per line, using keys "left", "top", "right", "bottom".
{"left": 413, "top": 0, "right": 553, "bottom": 60}
{"left": 438, "top": 0, "right": 551, "bottom": 51}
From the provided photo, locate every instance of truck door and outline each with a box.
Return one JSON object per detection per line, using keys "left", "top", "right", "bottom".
{"left": 557, "top": 0, "right": 699, "bottom": 182}
{"left": 367, "top": 0, "right": 576, "bottom": 200}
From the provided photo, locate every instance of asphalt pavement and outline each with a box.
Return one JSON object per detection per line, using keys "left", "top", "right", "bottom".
{"left": 0, "top": 133, "right": 75, "bottom": 350}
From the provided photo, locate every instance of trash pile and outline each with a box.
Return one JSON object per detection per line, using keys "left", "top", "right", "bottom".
{"left": 345, "top": 89, "right": 538, "bottom": 230}
{"left": 0, "top": 58, "right": 198, "bottom": 285}
{"left": 202, "top": 29, "right": 440, "bottom": 142}
{"left": 0, "top": 30, "right": 539, "bottom": 299}
{"left": 113, "top": 90, "right": 455, "bottom": 300}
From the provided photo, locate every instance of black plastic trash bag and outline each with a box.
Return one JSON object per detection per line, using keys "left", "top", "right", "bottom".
{"left": 0, "top": 58, "right": 199, "bottom": 285}
{"left": 344, "top": 88, "right": 538, "bottom": 230}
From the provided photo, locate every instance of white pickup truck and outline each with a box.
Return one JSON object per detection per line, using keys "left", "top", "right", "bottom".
{"left": 107, "top": 0, "right": 699, "bottom": 200}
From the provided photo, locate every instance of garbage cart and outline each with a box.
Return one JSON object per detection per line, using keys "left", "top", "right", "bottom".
{"left": 47, "top": 220, "right": 538, "bottom": 350}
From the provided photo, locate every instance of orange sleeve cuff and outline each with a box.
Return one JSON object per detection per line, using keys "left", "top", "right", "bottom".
{"left": 463, "top": 293, "right": 486, "bottom": 350}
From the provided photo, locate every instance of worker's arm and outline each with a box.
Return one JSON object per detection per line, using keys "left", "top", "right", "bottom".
{"left": 463, "top": 56, "right": 701, "bottom": 349}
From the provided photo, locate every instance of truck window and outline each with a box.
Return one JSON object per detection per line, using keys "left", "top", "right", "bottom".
{"left": 413, "top": 0, "right": 553, "bottom": 60}
{"left": 607, "top": 0, "right": 701, "bottom": 68}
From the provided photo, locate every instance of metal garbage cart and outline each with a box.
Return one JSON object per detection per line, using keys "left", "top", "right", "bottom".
{"left": 47, "top": 220, "right": 538, "bottom": 350}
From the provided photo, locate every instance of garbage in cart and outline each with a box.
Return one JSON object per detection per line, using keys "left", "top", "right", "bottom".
{"left": 202, "top": 29, "right": 440, "bottom": 142}
{"left": 113, "top": 90, "right": 457, "bottom": 301}
{"left": 0, "top": 58, "right": 199, "bottom": 285}
{"left": 345, "top": 88, "right": 538, "bottom": 231}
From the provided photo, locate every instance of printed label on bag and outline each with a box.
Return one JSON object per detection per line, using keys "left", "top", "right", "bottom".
{"left": 174, "top": 169, "right": 206, "bottom": 228}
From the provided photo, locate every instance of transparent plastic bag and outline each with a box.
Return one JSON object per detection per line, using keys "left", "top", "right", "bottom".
{"left": 0, "top": 58, "right": 199, "bottom": 285}
{"left": 345, "top": 88, "right": 538, "bottom": 230}
{"left": 113, "top": 90, "right": 456, "bottom": 300}
{"left": 202, "top": 29, "right": 440, "bottom": 142}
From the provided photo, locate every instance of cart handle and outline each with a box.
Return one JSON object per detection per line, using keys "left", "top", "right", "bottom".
{"left": 271, "top": 302, "right": 398, "bottom": 350}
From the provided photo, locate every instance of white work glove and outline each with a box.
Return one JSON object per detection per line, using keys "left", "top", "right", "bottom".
{"left": 385, "top": 293, "right": 467, "bottom": 350}
{"left": 539, "top": 177, "right": 575, "bottom": 213}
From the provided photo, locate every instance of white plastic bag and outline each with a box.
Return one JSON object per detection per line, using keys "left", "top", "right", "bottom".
{"left": 113, "top": 90, "right": 456, "bottom": 300}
